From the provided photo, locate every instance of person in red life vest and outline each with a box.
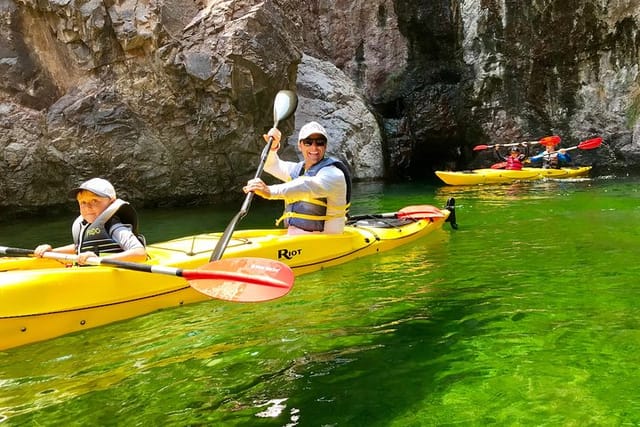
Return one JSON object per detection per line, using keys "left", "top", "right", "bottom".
{"left": 33, "top": 178, "right": 147, "bottom": 265}
{"left": 494, "top": 145, "right": 527, "bottom": 170}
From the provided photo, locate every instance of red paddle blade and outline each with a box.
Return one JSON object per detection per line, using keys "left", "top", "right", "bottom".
{"left": 577, "top": 137, "right": 603, "bottom": 150}
{"left": 187, "top": 257, "right": 294, "bottom": 302}
{"left": 539, "top": 135, "right": 561, "bottom": 146}
{"left": 397, "top": 205, "right": 445, "bottom": 219}
{"left": 491, "top": 162, "right": 507, "bottom": 169}
{"left": 473, "top": 144, "right": 490, "bottom": 151}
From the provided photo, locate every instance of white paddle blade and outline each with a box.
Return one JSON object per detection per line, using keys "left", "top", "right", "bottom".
{"left": 273, "top": 90, "right": 298, "bottom": 123}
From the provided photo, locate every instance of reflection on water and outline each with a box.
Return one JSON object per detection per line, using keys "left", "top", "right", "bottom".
{"left": 435, "top": 178, "right": 599, "bottom": 202}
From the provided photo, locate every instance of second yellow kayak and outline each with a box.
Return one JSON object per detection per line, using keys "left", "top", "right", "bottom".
{"left": 435, "top": 166, "right": 592, "bottom": 185}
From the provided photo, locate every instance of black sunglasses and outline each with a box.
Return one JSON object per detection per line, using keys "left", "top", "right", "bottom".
{"left": 301, "top": 138, "right": 327, "bottom": 147}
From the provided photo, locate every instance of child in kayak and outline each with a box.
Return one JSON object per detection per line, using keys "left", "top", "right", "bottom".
{"left": 529, "top": 141, "right": 571, "bottom": 169}
{"left": 33, "top": 178, "right": 147, "bottom": 265}
{"left": 494, "top": 145, "right": 527, "bottom": 170}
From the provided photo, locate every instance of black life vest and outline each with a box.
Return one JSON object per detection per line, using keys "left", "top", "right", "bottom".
{"left": 72, "top": 199, "right": 143, "bottom": 255}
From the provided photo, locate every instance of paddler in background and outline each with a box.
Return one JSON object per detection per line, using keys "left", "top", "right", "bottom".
{"left": 242, "top": 121, "right": 352, "bottom": 234}
{"left": 494, "top": 144, "right": 528, "bottom": 170}
{"left": 529, "top": 139, "right": 572, "bottom": 169}
{"left": 33, "top": 178, "right": 147, "bottom": 265}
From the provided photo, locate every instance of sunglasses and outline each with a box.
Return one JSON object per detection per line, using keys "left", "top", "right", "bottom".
{"left": 301, "top": 138, "right": 327, "bottom": 147}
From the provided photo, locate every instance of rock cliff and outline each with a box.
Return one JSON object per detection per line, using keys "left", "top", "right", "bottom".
{"left": 1, "top": 0, "right": 638, "bottom": 215}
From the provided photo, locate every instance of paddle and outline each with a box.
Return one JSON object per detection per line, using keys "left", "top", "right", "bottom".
{"left": 347, "top": 204, "right": 446, "bottom": 222}
{"left": 347, "top": 200, "right": 458, "bottom": 229}
{"left": 490, "top": 161, "right": 508, "bottom": 169}
{"left": 532, "top": 137, "right": 603, "bottom": 158}
{"left": 473, "top": 135, "right": 561, "bottom": 151}
{"left": 401, "top": 202, "right": 459, "bottom": 229}
{"left": 0, "top": 246, "right": 294, "bottom": 302}
{"left": 561, "top": 136, "right": 602, "bottom": 151}
{"left": 210, "top": 90, "right": 298, "bottom": 262}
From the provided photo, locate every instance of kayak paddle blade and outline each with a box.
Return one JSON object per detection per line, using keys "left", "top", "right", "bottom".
{"left": 188, "top": 257, "right": 295, "bottom": 302}
{"left": 491, "top": 162, "right": 507, "bottom": 169}
{"left": 539, "top": 135, "right": 561, "bottom": 146}
{"left": 578, "top": 137, "right": 603, "bottom": 150}
{"left": 397, "top": 205, "right": 445, "bottom": 219}
{"left": 273, "top": 90, "right": 298, "bottom": 125}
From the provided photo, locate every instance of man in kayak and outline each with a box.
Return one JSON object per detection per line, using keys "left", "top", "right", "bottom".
{"left": 243, "top": 121, "right": 351, "bottom": 234}
{"left": 493, "top": 145, "right": 527, "bottom": 170}
{"left": 529, "top": 141, "right": 572, "bottom": 169}
{"left": 33, "top": 178, "right": 147, "bottom": 265}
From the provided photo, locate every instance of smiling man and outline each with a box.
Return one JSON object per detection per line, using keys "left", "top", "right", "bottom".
{"left": 34, "top": 178, "right": 147, "bottom": 264}
{"left": 243, "top": 121, "right": 352, "bottom": 234}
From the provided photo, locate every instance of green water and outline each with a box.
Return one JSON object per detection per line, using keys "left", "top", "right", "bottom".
{"left": 1, "top": 177, "right": 640, "bottom": 425}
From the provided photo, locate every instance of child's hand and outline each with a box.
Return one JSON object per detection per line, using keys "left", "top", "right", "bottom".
{"left": 77, "top": 251, "right": 98, "bottom": 265}
{"left": 34, "top": 244, "right": 52, "bottom": 257}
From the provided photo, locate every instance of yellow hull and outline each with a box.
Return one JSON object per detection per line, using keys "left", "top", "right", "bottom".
{"left": 1, "top": 209, "right": 451, "bottom": 350}
{"left": 435, "top": 166, "right": 592, "bottom": 185}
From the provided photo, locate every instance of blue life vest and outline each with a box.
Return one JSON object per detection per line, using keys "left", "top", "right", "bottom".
{"left": 279, "top": 157, "right": 352, "bottom": 232}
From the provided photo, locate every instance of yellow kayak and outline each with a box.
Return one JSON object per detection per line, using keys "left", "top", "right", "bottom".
{"left": 435, "top": 166, "right": 592, "bottom": 185}
{"left": 0, "top": 202, "right": 456, "bottom": 350}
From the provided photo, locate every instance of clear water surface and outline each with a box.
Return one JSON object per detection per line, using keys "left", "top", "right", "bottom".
{"left": 1, "top": 176, "right": 639, "bottom": 426}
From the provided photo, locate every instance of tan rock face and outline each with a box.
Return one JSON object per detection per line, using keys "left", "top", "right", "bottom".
{"left": 1, "top": 0, "right": 304, "bottom": 213}
{"left": 292, "top": 54, "right": 384, "bottom": 180}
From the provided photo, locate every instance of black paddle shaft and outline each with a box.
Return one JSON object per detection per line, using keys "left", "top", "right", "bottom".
{"left": 0, "top": 247, "right": 34, "bottom": 256}
{"left": 209, "top": 90, "right": 298, "bottom": 262}
{"left": 210, "top": 136, "right": 274, "bottom": 261}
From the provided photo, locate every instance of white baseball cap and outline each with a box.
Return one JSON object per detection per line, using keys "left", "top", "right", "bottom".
{"left": 298, "top": 121, "right": 328, "bottom": 141}
{"left": 69, "top": 177, "right": 116, "bottom": 199}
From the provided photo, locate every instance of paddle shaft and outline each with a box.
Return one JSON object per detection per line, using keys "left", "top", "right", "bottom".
{"left": 538, "top": 137, "right": 602, "bottom": 156}
{"left": 348, "top": 209, "right": 444, "bottom": 222}
{"left": 564, "top": 143, "right": 595, "bottom": 151}
{"left": 474, "top": 136, "right": 561, "bottom": 151}
{"left": 495, "top": 140, "right": 539, "bottom": 148}
{"left": 0, "top": 246, "right": 289, "bottom": 289}
{"left": 0, "top": 246, "right": 32, "bottom": 257}
{"left": 210, "top": 90, "right": 298, "bottom": 262}
{"left": 474, "top": 141, "right": 537, "bottom": 151}
{"left": 210, "top": 133, "right": 276, "bottom": 261}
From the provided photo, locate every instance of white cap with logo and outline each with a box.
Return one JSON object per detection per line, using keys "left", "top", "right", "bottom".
{"left": 298, "top": 121, "right": 328, "bottom": 141}
{"left": 69, "top": 178, "right": 117, "bottom": 199}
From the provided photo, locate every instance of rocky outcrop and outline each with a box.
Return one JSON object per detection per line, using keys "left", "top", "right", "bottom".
{"left": 455, "top": 0, "right": 639, "bottom": 173}
{"left": 301, "top": 0, "right": 640, "bottom": 174}
{"left": 1, "top": 0, "right": 305, "bottom": 214}
{"left": 289, "top": 54, "right": 384, "bottom": 180}
{"left": 0, "top": 0, "right": 388, "bottom": 215}
{"left": 2, "top": 0, "right": 640, "bottom": 215}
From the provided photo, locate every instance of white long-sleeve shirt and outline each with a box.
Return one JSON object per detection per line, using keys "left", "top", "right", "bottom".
{"left": 264, "top": 152, "right": 347, "bottom": 233}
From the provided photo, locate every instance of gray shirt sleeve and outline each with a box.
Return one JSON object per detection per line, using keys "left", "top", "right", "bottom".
{"left": 110, "top": 224, "right": 145, "bottom": 251}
